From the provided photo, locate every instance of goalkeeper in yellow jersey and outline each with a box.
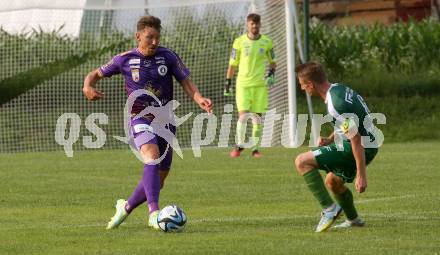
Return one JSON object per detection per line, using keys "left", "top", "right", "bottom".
{"left": 225, "top": 13, "right": 276, "bottom": 158}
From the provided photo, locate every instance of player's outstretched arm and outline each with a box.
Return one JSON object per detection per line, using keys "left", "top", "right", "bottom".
{"left": 180, "top": 77, "right": 213, "bottom": 113}
{"left": 83, "top": 69, "right": 104, "bottom": 101}
{"left": 350, "top": 133, "right": 367, "bottom": 193}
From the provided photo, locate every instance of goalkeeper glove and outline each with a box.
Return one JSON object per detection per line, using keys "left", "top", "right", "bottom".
{"left": 265, "top": 68, "right": 276, "bottom": 86}
{"left": 224, "top": 79, "right": 233, "bottom": 96}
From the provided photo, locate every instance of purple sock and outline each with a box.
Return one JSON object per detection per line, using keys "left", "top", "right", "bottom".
{"left": 126, "top": 180, "right": 147, "bottom": 213}
{"left": 143, "top": 164, "right": 161, "bottom": 213}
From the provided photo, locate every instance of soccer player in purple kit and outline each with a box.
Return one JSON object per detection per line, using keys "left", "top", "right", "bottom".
{"left": 82, "top": 15, "right": 213, "bottom": 230}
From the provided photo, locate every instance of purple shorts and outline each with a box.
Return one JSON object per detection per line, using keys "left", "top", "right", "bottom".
{"left": 130, "top": 117, "right": 175, "bottom": 171}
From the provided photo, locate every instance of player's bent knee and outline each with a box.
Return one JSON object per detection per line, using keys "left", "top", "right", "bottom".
{"left": 294, "top": 154, "right": 308, "bottom": 175}
{"left": 294, "top": 155, "right": 302, "bottom": 170}
{"left": 295, "top": 152, "right": 318, "bottom": 175}
{"left": 140, "top": 144, "right": 160, "bottom": 163}
{"left": 324, "top": 176, "right": 334, "bottom": 190}
{"left": 251, "top": 114, "right": 262, "bottom": 124}
{"left": 238, "top": 112, "right": 251, "bottom": 122}
{"left": 325, "top": 173, "right": 346, "bottom": 194}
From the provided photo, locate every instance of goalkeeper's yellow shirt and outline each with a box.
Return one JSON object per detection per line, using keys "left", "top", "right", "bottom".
{"left": 229, "top": 34, "right": 276, "bottom": 88}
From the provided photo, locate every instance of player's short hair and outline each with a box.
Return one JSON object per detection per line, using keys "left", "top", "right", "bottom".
{"left": 247, "top": 13, "right": 261, "bottom": 23}
{"left": 295, "top": 62, "right": 327, "bottom": 84}
{"left": 137, "top": 15, "right": 162, "bottom": 32}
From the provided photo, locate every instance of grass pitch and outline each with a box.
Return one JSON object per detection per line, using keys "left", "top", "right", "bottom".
{"left": 1, "top": 142, "right": 439, "bottom": 255}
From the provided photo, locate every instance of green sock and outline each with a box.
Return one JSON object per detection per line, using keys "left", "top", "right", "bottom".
{"left": 334, "top": 188, "right": 358, "bottom": 220}
{"left": 236, "top": 120, "right": 246, "bottom": 147}
{"left": 251, "top": 123, "right": 261, "bottom": 151}
{"left": 303, "top": 169, "right": 334, "bottom": 209}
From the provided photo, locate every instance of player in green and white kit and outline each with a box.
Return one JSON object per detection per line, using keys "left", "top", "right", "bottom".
{"left": 225, "top": 13, "right": 276, "bottom": 158}
{"left": 294, "top": 62, "right": 379, "bottom": 232}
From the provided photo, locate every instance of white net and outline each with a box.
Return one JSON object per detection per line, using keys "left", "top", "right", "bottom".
{"left": 0, "top": 0, "right": 289, "bottom": 153}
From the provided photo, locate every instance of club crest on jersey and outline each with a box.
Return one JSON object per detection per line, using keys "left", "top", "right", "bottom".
{"left": 158, "top": 65, "right": 168, "bottom": 76}
{"left": 259, "top": 48, "right": 264, "bottom": 54}
{"left": 131, "top": 69, "right": 140, "bottom": 82}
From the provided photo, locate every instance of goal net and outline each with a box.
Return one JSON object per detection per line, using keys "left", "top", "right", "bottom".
{"left": 0, "top": 0, "right": 291, "bottom": 154}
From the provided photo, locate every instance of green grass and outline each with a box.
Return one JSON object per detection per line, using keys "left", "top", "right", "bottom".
{"left": 1, "top": 143, "right": 439, "bottom": 254}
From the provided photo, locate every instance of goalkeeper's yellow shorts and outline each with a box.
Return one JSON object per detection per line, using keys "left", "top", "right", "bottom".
{"left": 236, "top": 85, "right": 268, "bottom": 113}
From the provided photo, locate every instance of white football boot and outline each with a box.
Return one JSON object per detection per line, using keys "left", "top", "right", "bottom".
{"left": 106, "top": 199, "right": 129, "bottom": 229}
{"left": 315, "top": 203, "right": 343, "bottom": 232}
{"left": 148, "top": 210, "right": 160, "bottom": 230}
{"left": 333, "top": 218, "right": 365, "bottom": 229}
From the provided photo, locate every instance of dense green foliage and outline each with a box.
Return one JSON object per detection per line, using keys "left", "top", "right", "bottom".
{"left": 310, "top": 18, "right": 440, "bottom": 80}
{"left": 1, "top": 144, "right": 439, "bottom": 254}
{"left": 0, "top": 28, "right": 132, "bottom": 104}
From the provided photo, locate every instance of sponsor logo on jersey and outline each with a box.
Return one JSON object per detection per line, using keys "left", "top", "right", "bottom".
{"left": 131, "top": 68, "right": 140, "bottom": 82}
{"left": 158, "top": 65, "right": 168, "bottom": 76}
{"left": 244, "top": 45, "right": 250, "bottom": 56}
{"left": 129, "top": 58, "right": 141, "bottom": 65}
{"left": 133, "top": 123, "right": 154, "bottom": 134}
{"left": 144, "top": 60, "right": 152, "bottom": 67}
{"left": 156, "top": 60, "right": 166, "bottom": 64}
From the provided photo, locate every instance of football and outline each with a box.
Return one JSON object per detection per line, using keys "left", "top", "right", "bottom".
{"left": 157, "top": 205, "right": 187, "bottom": 232}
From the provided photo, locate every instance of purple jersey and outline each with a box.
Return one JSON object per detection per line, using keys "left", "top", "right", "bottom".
{"left": 99, "top": 47, "right": 190, "bottom": 113}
